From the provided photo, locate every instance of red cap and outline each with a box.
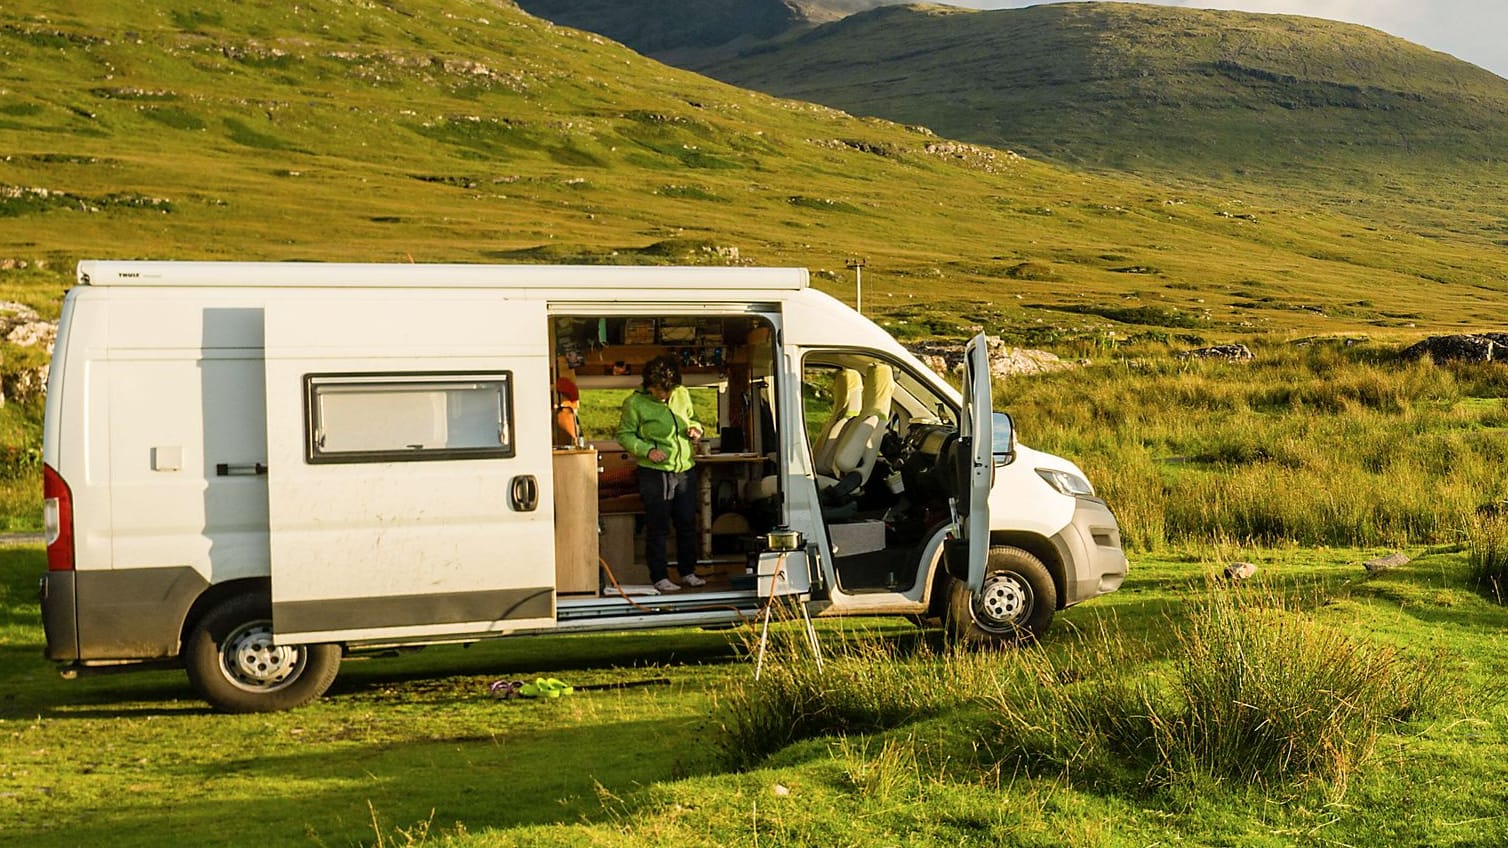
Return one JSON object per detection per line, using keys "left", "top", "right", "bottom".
{"left": 555, "top": 376, "right": 579, "bottom": 402}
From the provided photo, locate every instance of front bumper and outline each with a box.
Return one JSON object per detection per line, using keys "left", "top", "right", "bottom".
{"left": 1050, "top": 496, "right": 1128, "bottom": 606}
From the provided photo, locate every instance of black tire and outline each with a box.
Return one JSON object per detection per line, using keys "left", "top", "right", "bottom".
{"left": 944, "top": 545, "right": 1056, "bottom": 645}
{"left": 184, "top": 594, "right": 341, "bottom": 713}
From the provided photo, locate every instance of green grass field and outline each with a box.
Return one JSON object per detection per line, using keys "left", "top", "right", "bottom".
{"left": 5, "top": 542, "right": 1507, "bottom": 847}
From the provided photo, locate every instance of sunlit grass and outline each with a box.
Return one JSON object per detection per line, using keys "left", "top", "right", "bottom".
{"left": 0, "top": 402, "right": 40, "bottom": 532}
{"left": 1008, "top": 341, "right": 1508, "bottom": 551}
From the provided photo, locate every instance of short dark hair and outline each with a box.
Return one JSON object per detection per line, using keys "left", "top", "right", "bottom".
{"left": 641, "top": 355, "right": 682, "bottom": 391}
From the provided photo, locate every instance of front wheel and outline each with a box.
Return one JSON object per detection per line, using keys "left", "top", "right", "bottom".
{"left": 944, "top": 545, "right": 1057, "bottom": 645}
{"left": 184, "top": 594, "right": 342, "bottom": 713}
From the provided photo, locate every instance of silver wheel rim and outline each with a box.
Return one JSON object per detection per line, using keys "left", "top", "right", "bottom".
{"left": 970, "top": 571, "right": 1033, "bottom": 634}
{"left": 219, "top": 620, "right": 305, "bottom": 693}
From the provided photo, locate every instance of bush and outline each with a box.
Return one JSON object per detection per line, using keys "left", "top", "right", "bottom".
{"left": 982, "top": 625, "right": 1162, "bottom": 784}
{"left": 0, "top": 442, "right": 40, "bottom": 479}
{"left": 0, "top": 404, "right": 42, "bottom": 531}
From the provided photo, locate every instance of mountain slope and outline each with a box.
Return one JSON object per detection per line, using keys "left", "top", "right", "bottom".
{"left": 509, "top": 0, "right": 894, "bottom": 55}
{"left": 693, "top": 2, "right": 1508, "bottom": 182}
{"left": 0, "top": 0, "right": 1504, "bottom": 341}
{"left": 507, "top": 0, "right": 806, "bottom": 55}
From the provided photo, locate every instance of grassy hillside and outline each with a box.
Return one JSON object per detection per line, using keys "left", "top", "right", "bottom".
{"left": 1, "top": 0, "right": 1505, "bottom": 345}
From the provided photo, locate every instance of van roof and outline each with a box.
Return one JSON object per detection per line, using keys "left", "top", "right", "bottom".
{"left": 76, "top": 261, "right": 811, "bottom": 290}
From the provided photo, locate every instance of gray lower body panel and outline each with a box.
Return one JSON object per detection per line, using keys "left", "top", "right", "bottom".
{"left": 274, "top": 587, "right": 555, "bottom": 636}
{"left": 45, "top": 566, "right": 210, "bottom": 661}
{"left": 47, "top": 567, "right": 559, "bottom": 662}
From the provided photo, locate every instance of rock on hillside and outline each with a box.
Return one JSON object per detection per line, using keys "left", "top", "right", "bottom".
{"left": 908, "top": 337, "right": 1081, "bottom": 378}
{"left": 0, "top": 301, "right": 55, "bottom": 406}
{"left": 1, "top": 302, "right": 56, "bottom": 350}
{"left": 1178, "top": 343, "right": 1254, "bottom": 362}
{"left": 1400, "top": 334, "right": 1508, "bottom": 364}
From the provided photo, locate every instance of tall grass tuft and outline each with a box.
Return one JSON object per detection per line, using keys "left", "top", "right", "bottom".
{"left": 1468, "top": 514, "right": 1508, "bottom": 603}
{"left": 983, "top": 622, "right": 1163, "bottom": 784}
{"left": 0, "top": 403, "right": 41, "bottom": 532}
{"left": 1148, "top": 584, "right": 1450, "bottom": 794}
{"left": 713, "top": 633, "right": 990, "bottom": 770}
{"left": 363, "top": 803, "right": 455, "bottom": 848}
{"left": 0, "top": 467, "right": 40, "bottom": 532}
{"left": 983, "top": 584, "right": 1454, "bottom": 796}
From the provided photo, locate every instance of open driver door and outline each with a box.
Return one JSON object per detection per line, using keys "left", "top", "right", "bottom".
{"left": 947, "top": 333, "right": 994, "bottom": 591}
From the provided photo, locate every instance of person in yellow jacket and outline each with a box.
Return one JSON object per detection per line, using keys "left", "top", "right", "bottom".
{"left": 617, "top": 355, "right": 708, "bottom": 592}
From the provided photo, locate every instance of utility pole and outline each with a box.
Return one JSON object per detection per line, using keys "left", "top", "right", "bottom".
{"left": 846, "top": 257, "right": 866, "bottom": 315}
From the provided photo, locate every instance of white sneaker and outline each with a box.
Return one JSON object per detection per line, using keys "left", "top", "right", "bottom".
{"left": 682, "top": 573, "right": 707, "bottom": 587}
{"left": 653, "top": 578, "right": 682, "bottom": 592}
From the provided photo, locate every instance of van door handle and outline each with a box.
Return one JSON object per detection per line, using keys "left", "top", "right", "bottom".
{"left": 510, "top": 475, "right": 539, "bottom": 512}
{"left": 216, "top": 462, "right": 268, "bottom": 477}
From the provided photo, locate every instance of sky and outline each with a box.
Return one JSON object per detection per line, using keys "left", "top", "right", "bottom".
{"left": 952, "top": 1, "right": 1508, "bottom": 79}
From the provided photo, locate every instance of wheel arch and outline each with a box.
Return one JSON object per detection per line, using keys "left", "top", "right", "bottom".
{"left": 178, "top": 577, "right": 271, "bottom": 657}
{"left": 925, "top": 529, "right": 1066, "bottom": 618}
{"left": 990, "top": 530, "right": 1067, "bottom": 611}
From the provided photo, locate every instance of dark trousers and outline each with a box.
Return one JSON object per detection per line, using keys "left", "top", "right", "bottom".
{"left": 637, "top": 466, "right": 699, "bottom": 582}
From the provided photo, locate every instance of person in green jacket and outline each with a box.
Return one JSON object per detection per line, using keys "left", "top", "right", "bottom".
{"left": 617, "top": 355, "right": 707, "bottom": 592}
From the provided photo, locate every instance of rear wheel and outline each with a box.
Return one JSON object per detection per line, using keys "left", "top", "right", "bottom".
{"left": 184, "top": 594, "right": 341, "bottom": 713}
{"left": 944, "top": 545, "right": 1056, "bottom": 645}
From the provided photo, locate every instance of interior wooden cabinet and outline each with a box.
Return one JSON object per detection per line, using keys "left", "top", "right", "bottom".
{"left": 551, "top": 448, "right": 599, "bottom": 595}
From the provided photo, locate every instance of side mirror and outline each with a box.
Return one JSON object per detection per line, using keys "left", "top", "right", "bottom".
{"left": 992, "top": 411, "right": 1016, "bottom": 467}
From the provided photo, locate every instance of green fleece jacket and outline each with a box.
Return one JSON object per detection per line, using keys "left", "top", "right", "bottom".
{"left": 616, "top": 386, "right": 703, "bottom": 473}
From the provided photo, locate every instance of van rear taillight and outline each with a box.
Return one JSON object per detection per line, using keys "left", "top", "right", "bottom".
{"left": 43, "top": 463, "right": 74, "bottom": 572}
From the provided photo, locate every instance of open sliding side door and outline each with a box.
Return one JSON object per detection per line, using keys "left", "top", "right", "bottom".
{"left": 262, "top": 294, "right": 555, "bottom": 644}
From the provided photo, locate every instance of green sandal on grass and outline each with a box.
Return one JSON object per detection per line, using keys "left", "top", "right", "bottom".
{"left": 519, "top": 677, "right": 574, "bottom": 698}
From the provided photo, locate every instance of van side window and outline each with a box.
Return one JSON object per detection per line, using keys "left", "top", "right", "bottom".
{"left": 304, "top": 372, "right": 515, "bottom": 464}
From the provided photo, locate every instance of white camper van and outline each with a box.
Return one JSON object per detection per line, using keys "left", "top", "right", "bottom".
{"left": 39, "top": 261, "right": 1126, "bottom": 712}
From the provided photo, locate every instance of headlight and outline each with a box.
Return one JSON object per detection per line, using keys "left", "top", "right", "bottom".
{"left": 1035, "top": 467, "right": 1095, "bottom": 497}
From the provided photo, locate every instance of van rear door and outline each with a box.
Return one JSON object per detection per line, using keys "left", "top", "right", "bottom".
{"left": 261, "top": 294, "right": 555, "bottom": 644}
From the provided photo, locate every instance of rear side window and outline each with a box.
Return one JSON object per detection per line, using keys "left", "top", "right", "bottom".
{"left": 304, "top": 372, "right": 514, "bottom": 464}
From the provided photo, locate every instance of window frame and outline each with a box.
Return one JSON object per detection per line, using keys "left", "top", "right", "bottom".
{"left": 302, "top": 370, "right": 516, "bottom": 465}
{"left": 798, "top": 350, "right": 958, "bottom": 433}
